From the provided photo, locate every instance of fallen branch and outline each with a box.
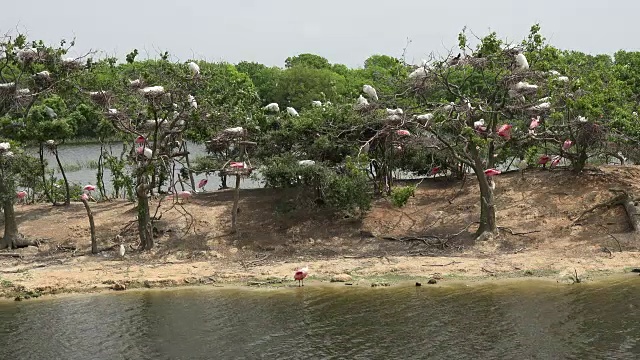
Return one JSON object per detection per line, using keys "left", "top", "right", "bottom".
{"left": 0, "top": 264, "right": 46, "bottom": 273}
{"left": 498, "top": 226, "right": 541, "bottom": 236}
{"left": 424, "top": 261, "right": 461, "bottom": 267}
{"left": 572, "top": 192, "right": 627, "bottom": 225}
{"left": 598, "top": 225, "right": 623, "bottom": 252}
{"left": 0, "top": 253, "right": 22, "bottom": 258}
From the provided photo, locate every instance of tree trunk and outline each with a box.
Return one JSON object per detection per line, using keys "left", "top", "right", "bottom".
{"left": 39, "top": 144, "right": 54, "bottom": 204}
{"left": 54, "top": 148, "right": 70, "bottom": 205}
{"left": 97, "top": 144, "right": 108, "bottom": 200}
{"left": 231, "top": 173, "right": 241, "bottom": 234}
{"left": 81, "top": 198, "right": 98, "bottom": 254}
{"left": 219, "top": 173, "right": 228, "bottom": 189}
{"left": 572, "top": 150, "right": 589, "bottom": 173}
{"left": 183, "top": 141, "right": 196, "bottom": 191}
{"left": 473, "top": 157, "right": 498, "bottom": 240}
{"left": 136, "top": 174, "right": 153, "bottom": 250}
{"left": 1, "top": 194, "right": 20, "bottom": 250}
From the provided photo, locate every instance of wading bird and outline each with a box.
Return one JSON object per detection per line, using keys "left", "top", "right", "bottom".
{"left": 294, "top": 266, "right": 309, "bottom": 287}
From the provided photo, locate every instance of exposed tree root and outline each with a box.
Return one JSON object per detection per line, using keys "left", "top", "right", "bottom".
{"left": 572, "top": 189, "right": 640, "bottom": 234}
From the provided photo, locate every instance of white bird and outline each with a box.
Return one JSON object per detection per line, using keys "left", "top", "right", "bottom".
{"left": 556, "top": 76, "right": 569, "bottom": 82}
{"left": 0, "top": 82, "right": 16, "bottom": 90}
{"left": 141, "top": 147, "right": 153, "bottom": 159}
{"left": 514, "top": 53, "right": 529, "bottom": 70}
{"left": 577, "top": 116, "right": 588, "bottom": 123}
{"left": 188, "top": 61, "right": 200, "bottom": 76}
{"left": 16, "top": 48, "right": 38, "bottom": 63}
{"left": 528, "top": 102, "right": 551, "bottom": 111}
{"left": 416, "top": 113, "right": 434, "bottom": 122}
{"left": 286, "top": 107, "right": 299, "bottom": 117}
{"left": 0, "top": 142, "right": 10, "bottom": 151}
{"left": 224, "top": 127, "right": 245, "bottom": 135}
{"left": 298, "top": 160, "right": 315, "bottom": 166}
{"left": 517, "top": 159, "right": 528, "bottom": 170}
{"left": 514, "top": 82, "right": 538, "bottom": 92}
{"left": 129, "top": 79, "right": 142, "bottom": 88}
{"left": 537, "top": 97, "right": 551, "bottom": 103}
{"left": 387, "top": 114, "right": 401, "bottom": 122}
{"left": 188, "top": 94, "right": 197, "bottom": 109}
{"left": 139, "top": 86, "right": 165, "bottom": 96}
{"left": 409, "top": 67, "right": 427, "bottom": 79}
{"left": 16, "top": 88, "right": 30, "bottom": 95}
{"left": 119, "top": 244, "right": 126, "bottom": 258}
{"left": 35, "top": 71, "right": 51, "bottom": 80}
{"left": 356, "top": 95, "right": 369, "bottom": 106}
{"left": 549, "top": 70, "right": 561, "bottom": 76}
{"left": 264, "top": 103, "right": 280, "bottom": 112}
{"left": 362, "top": 85, "right": 378, "bottom": 101}
{"left": 443, "top": 102, "right": 455, "bottom": 111}
{"left": 107, "top": 108, "right": 118, "bottom": 115}
{"left": 44, "top": 106, "right": 57, "bottom": 118}
{"left": 474, "top": 119, "right": 486, "bottom": 129}
{"left": 508, "top": 89, "right": 525, "bottom": 102}
{"left": 386, "top": 108, "right": 403, "bottom": 115}
{"left": 311, "top": 100, "right": 322, "bottom": 107}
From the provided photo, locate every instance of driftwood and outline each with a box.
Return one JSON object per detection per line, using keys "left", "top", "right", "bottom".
{"left": 572, "top": 189, "right": 640, "bottom": 234}
{"left": 0, "top": 253, "right": 22, "bottom": 258}
{"left": 383, "top": 222, "right": 475, "bottom": 249}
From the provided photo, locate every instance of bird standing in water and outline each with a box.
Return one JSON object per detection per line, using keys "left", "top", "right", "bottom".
{"left": 294, "top": 266, "right": 309, "bottom": 287}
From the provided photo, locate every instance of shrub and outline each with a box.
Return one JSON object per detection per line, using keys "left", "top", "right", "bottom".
{"left": 390, "top": 186, "right": 415, "bottom": 208}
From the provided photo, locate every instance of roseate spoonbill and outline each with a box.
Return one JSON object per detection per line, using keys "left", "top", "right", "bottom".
{"left": 484, "top": 169, "right": 501, "bottom": 176}
{"left": 538, "top": 155, "right": 550, "bottom": 165}
{"left": 514, "top": 53, "right": 529, "bottom": 70}
{"left": 188, "top": 61, "right": 200, "bottom": 77}
{"left": 136, "top": 146, "right": 153, "bottom": 159}
{"left": 230, "top": 162, "right": 246, "bottom": 168}
{"left": 197, "top": 179, "right": 208, "bottom": 191}
{"left": 312, "top": 100, "right": 322, "bottom": 107}
{"left": 16, "top": 191, "right": 27, "bottom": 204}
{"left": 431, "top": 167, "right": 440, "bottom": 176}
{"left": 497, "top": 124, "right": 512, "bottom": 139}
{"left": 298, "top": 160, "right": 315, "bottom": 166}
{"left": 80, "top": 193, "right": 89, "bottom": 201}
{"left": 264, "top": 103, "right": 280, "bottom": 112}
{"left": 177, "top": 190, "right": 192, "bottom": 202}
{"left": 83, "top": 184, "right": 96, "bottom": 192}
{"left": 363, "top": 85, "right": 378, "bottom": 101}
{"left": 135, "top": 136, "right": 145, "bottom": 144}
{"left": 562, "top": 139, "right": 573, "bottom": 150}
{"left": 286, "top": 107, "right": 299, "bottom": 117}
{"left": 529, "top": 117, "right": 540, "bottom": 129}
{"left": 294, "top": 266, "right": 309, "bottom": 287}
{"left": 550, "top": 156, "right": 561, "bottom": 168}
{"left": 396, "top": 129, "right": 411, "bottom": 137}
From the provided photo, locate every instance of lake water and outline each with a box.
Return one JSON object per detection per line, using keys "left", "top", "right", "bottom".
{"left": 0, "top": 277, "right": 638, "bottom": 359}
{"left": 27, "top": 142, "right": 263, "bottom": 195}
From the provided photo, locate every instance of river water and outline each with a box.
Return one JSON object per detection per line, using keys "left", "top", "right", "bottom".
{"left": 0, "top": 277, "right": 638, "bottom": 359}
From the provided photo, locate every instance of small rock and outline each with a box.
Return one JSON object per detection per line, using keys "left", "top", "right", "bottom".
{"left": 371, "top": 282, "right": 390, "bottom": 287}
{"left": 359, "top": 230, "right": 375, "bottom": 238}
{"left": 111, "top": 283, "right": 126, "bottom": 291}
{"left": 415, "top": 282, "right": 422, "bottom": 287}
{"left": 524, "top": 270, "right": 534, "bottom": 276}
{"left": 427, "top": 279, "right": 437, "bottom": 284}
{"left": 229, "top": 248, "right": 238, "bottom": 254}
{"left": 14, "top": 296, "right": 22, "bottom": 301}
{"left": 345, "top": 283, "right": 353, "bottom": 286}
{"left": 331, "top": 274, "right": 352, "bottom": 282}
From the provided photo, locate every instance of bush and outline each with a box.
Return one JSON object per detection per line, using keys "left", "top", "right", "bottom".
{"left": 390, "top": 185, "right": 415, "bottom": 208}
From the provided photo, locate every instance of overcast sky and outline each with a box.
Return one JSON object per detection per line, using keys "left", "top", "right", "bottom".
{"left": 2, "top": 0, "right": 638, "bottom": 67}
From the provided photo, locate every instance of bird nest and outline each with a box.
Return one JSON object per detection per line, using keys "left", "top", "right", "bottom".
{"left": 221, "top": 167, "right": 254, "bottom": 177}
{"left": 89, "top": 91, "right": 113, "bottom": 106}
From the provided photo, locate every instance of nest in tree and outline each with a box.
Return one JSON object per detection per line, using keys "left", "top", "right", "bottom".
{"left": 575, "top": 121, "right": 606, "bottom": 148}
{"left": 0, "top": 82, "right": 17, "bottom": 96}
{"left": 221, "top": 167, "right": 254, "bottom": 177}
{"left": 456, "top": 57, "right": 489, "bottom": 69}
{"left": 89, "top": 91, "right": 113, "bottom": 106}
{"left": 205, "top": 139, "right": 229, "bottom": 153}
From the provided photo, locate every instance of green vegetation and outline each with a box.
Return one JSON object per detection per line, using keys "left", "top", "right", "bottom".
{"left": 2, "top": 24, "right": 640, "bottom": 250}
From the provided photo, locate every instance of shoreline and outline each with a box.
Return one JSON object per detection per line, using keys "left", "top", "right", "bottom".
{"left": 1, "top": 252, "right": 638, "bottom": 301}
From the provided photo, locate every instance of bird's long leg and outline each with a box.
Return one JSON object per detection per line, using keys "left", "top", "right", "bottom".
{"left": 302, "top": 279, "right": 304, "bottom": 287}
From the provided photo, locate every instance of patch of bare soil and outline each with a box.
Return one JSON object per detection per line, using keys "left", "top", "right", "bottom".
{"left": 1, "top": 165, "right": 639, "bottom": 299}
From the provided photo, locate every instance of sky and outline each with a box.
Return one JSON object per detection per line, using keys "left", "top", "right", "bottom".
{"left": 2, "top": 0, "right": 639, "bottom": 68}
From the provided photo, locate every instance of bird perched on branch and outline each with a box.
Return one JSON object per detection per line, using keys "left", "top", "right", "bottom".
{"left": 362, "top": 85, "right": 378, "bottom": 101}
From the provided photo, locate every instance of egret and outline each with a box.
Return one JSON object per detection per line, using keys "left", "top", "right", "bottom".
{"left": 396, "top": 129, "right": 411, "bottom": 137}
{"left": 518, "top": 159, "right": 528, "bottom": 170}
{"left": 298, "top": 160, "right": 315, "bottom": 166}
{"left": 80, "top": 193, "right": 89, "bottom": 201}
{"left": 35, "top": 70, "right": 51, "bottom": 80}
{"left": 577, "top": 116, "right": 587, "bottom": 123}
{"left": 119, "top": 244, "right": 126, "bottom": 258}
{"left": 45, "top": 139, "right": 55, "bottom": 146}
{"left": 264, "top": 103, "right": 280, "bottom": 112}
{"left": 409, "top": 67, "right": 427, "bottom": 79}
{"left": 312, "top": 100, "right": 322, "bottom": 107}
{"left": 286, "top": 107, "right": 299, "bottom": 117}
{"left": 557, "top": 76, "right": 569, "bottom": 82}
{"left": 188, "top": 61, "right": 200, "bottom": 77}
{"left": 356, "top": 95, "right": 369, "bottom": 106}
{"left": 549, "top": 70, "right": 561, "bottom": 76}
{"left": 140, "top": 86, "right": 165, "bottom": 96}
{"left": 416, "top": 113, "right": 434, "bottom": 122}
{"left": 108, "top": 108, "right": 118, "bottom": 115}
{"left": 188, "top": 94, "right": 198, "bottom": 109}
{"left": 386, "top": 108, "right": 403, "bottom": 115}
{"left": 484, "top": 168, "right": 501, "bottom": 176}
{"left": 514, "top": 53, "right": 529, "bottom": 70}
{"left": 224, "top": 127, "right": 245, "bottom": 136}
{"left": 443, "top": 102, "right": 455, "bottom": 111}
{"left": 474, "top": 119, "right": 487, "bottom": 132}
{"left": 44, "top": 106, "right": 57, "bottom": 119}
{"left": 514, "top": 82, "right": 538, "bottom": 92}
{"left": 362, "top": 85, "right": 378, "bottom": 101}
{"left": 528, "top": 102, "right": 551, "bottom": 111}
{"left": 17, "top": 88, "right": 30, "bottom": 95}
{"left": 129, "top": 79, "right": 142, "bottom": 88}
{"left": 387, "top": 114, "right": 401, "bottom": 122}
{"left": 294, "top": 266, "right": 309, "bottom": 287}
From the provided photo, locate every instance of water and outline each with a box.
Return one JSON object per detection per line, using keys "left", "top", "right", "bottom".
{"left": 26, "top": 142, "right": 263, "bottom": 194}
{"left": 0, "top": 277, "right": 639, "bottom": 359}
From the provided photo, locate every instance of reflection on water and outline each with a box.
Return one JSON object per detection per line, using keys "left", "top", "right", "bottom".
{"left": 26, "top": 142, "right": 263, "bottom": 193}
{"left": 0, "top": 277, "right": 639, "bottom": 359}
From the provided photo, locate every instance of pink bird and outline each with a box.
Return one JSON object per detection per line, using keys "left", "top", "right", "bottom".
{"left": 135, "top": 136, "right": 145, "bottom": 144}
{"left": 484, "top": 168, "right": 501, "bottom": 177}
{"left": 396, "top": 129, "right": 411, "bottom": 137}
{"left": 550, "top": 156, "right": 562, "bottom": 168}
{"left": 497, "top": 124, "right": 512, "bottom": 140}
{"left": 431, "top": 167, "right": 440, "bottom": 175}
{"left": 538, "top": 155, "right": 551, "bottom": 165}
{"left": 80, "top": 193, "right": 89, "bottom": 201}
{"left": 16, "top": 191, "right": 27, "bottom": 204}
{"left": 83, "top": 184, "right": 96, "bottom": 192}
{"left": 177, "top": 190, "right": 192, "bottom": 201}
{"left": 230, "top": 162, "right": 246, "bottom": 168}
{"left": 562, "top": 139, "right": 573, "bottom": 150}
{"left": 529, "top": 117, "right": 540, "bottom": 129}
{"left": 197, "top": 178, "right": 208, "bottom": 190}
{"left": 294, "top": 266, "right": 309, "bottom": 287}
